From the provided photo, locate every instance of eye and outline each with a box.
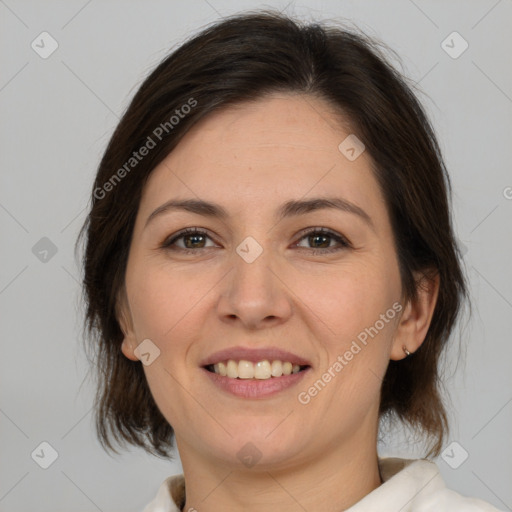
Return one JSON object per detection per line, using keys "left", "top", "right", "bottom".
{"left": 161, "top": 226, "right": 351, "bottom": 255}
{"left": 295, "top": 227, "right": 351, "bottom": 254}
{"left": 161, "top": 228, "right": 216, "bottom": 253}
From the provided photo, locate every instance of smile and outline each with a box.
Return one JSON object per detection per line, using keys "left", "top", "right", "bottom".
{"left": 205, "top": 359, "right": 310, "bottom": 380}
{"left": 200, "top": 346, "right": 312, "bottom": 397}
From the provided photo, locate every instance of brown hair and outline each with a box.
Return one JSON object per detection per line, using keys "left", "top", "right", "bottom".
{"left": 77, "top": 9, "right": 468, "bottom": 458}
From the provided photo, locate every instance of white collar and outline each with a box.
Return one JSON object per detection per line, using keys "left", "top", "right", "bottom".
{"left": 143, "top": 457, "right": 500, "bottom": 512}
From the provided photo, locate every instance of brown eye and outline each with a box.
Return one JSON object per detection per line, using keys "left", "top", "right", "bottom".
{"left": 161, "top": 227, "right": 351, "bottom": 255}
{"left": 161, "top": 228, "right": 215, "bottom": 252}
{"left": 295, "top": 228, "right": 351, "bottom": 254}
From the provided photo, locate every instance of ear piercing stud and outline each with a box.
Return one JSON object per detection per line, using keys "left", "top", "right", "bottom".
{"left": 402, "top": 346, "right": 411, "bottom": 357}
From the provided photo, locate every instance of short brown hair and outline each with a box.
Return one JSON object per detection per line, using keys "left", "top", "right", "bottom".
{"left": 77, "top": 10, "right": 468, "bottom": 458}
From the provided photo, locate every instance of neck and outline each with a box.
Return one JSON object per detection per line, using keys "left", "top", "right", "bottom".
{"left": 177, "top": 430, "right": 382, "bottom": 512}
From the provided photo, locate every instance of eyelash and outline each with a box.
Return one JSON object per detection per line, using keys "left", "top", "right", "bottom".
{"left": 160, "top": 227, "right": 351, "bottom": 255}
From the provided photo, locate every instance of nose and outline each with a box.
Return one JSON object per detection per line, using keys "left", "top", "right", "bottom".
{"left": 216, "top": 244, "right": 293, "bottom": 330}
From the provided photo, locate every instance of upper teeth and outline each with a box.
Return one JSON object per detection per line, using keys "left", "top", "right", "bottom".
{"left": 212, "top": 360, "right": 302, "bottom": 379}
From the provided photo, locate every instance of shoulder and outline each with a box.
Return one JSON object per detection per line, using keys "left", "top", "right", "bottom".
{"left": 142, "top": 474, "right": 185, "bottom": 512}
{"left": 379, "top": 458, "right": 504, "bottom": 512}
{"left": 415, "top": 485, "right": 504, "bottom": 511}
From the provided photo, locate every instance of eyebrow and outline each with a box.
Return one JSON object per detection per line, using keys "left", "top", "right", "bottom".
{"left": 145, "top": 196, "right": 375, "bottom": 231}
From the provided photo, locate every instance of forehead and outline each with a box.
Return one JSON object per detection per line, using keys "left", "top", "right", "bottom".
{"left": 174, "top": 93, "right": 350, "bottom": 160}
{"left": 140, "top": 93, "right": 385, "bottom": 219}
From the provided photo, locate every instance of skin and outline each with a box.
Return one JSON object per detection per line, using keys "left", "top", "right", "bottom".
{"left": 118, "top": 93, "right": 439, "bottom": 512}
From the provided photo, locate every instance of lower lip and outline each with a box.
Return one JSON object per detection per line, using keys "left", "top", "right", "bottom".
{"left": 201, "top": 367, "right": 310, "bottom": 399}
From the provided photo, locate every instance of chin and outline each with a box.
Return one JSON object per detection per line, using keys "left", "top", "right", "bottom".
{"left": 214, "top": 428, "right": 307, "bottom": 470}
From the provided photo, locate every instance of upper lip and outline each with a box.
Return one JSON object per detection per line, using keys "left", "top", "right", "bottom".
{"left": 200, "top": 346, "right": 312, "bottom": 367}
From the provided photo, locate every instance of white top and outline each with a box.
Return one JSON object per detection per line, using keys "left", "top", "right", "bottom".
{"left": 142, "top": 457, "right": 503, "bottom": 511}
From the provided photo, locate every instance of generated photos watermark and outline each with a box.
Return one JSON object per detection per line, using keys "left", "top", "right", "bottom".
{"left": 94, "top": 97, "right": 198, "bottom": 200}
{"left": 297, "top": 301, "right": 403, "bottom": 404}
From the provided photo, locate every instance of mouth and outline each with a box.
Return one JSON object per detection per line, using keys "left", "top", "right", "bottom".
{"left": 203, "top": 360, "right": 311, "bottom": 380}
{"left": 199, "top": 346, "right": 312, "bottom": 398}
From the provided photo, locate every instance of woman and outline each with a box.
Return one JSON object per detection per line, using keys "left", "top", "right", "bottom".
{"left": 78, "top": 10, "right": 502, "bottom": 512}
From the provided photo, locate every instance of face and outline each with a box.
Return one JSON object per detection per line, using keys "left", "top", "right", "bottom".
{"left": 119, "top": 93, "right": 420, "bottom": 471}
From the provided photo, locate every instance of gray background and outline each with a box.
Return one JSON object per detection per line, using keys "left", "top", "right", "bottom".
{"left": 1, "top": 1, "right": 511, "bottom": 511}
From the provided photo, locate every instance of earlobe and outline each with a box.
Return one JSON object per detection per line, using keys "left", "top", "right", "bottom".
{"left": 390, "top": 270, "right": 440, "bottom": 361}
{"left": 121, "top": 337, "right": 139, "bottom": 361}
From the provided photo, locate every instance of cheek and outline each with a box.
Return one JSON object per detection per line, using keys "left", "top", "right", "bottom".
{"left": 303, "top": 263, "right": 399, "bottom": 346}
{"left": 303, "top": 275, "right": 399, "bottom": 414}
{"left": 127, "top": 264, "right": 210, "bottom": 425}
{"left": 125, "top": 255, "right": 211, "bottom": 342}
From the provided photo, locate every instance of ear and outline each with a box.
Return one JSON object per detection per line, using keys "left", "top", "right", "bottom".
{"left": 390, "top": 270, "right": 440, "bottom": 361}
{"left": 116, "top": 285, "right": 139, "bottom": 362}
